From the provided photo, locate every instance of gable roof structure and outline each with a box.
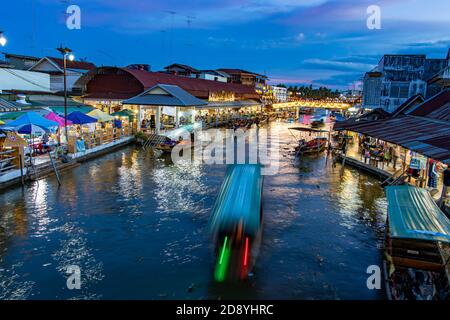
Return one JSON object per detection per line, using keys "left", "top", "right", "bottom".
{"left": 30, "top": 57, "right": 95, "bottom": 73}
{"left": 123, "top": 84, "right": 207, "bottom": 107}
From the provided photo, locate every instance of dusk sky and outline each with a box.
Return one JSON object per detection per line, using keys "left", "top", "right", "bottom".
{"left": 2, "top": 0, "right": 450, "bottom": 89}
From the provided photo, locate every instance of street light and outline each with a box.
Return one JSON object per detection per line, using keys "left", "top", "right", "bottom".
{"left": 0, "top": 31, "right": 7, "bottom": 47}
{"left": 56, "top": 46, "right": 74, "bottom": 145}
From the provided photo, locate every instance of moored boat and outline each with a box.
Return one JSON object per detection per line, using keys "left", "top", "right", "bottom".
{"left": 384, "top": 185, "right": 450, "bottom": 300}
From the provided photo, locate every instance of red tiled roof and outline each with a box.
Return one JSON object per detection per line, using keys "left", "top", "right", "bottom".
{"left": 47, "top": 57, "right": 96, "bottom": 71}
{"left": 123, "top": 68, "right": 259, "bottom": 99}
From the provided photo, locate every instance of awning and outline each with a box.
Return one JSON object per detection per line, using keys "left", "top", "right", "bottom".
{"left": 334, "top": 115, "right": 450, "bottom": 163}
{"left": 386, "top": 185, "right": 450, "bottom": 243}
{"left": 200, "top": 100, "right": 261, "bottom": 109}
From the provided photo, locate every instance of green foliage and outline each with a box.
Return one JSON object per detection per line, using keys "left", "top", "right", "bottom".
{"left": 135, "top": 131, "right": 146, "bottom": 140}
{"left": 287, "top": 85, "right": 340, "bottom": 99}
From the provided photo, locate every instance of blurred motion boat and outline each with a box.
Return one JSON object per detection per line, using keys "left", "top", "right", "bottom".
{"left": 384, "top": 186, "right": 450, "bottom": 300}
{"left": 210, "top": 164, "right": 264, "bottom": 282}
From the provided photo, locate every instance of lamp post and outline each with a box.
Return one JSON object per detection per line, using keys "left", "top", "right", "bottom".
{"left": 56, "top": 46, "right": 74, "bottom": 145}
{"left": 0, "top": 31, "right": 7, "bottom": 47}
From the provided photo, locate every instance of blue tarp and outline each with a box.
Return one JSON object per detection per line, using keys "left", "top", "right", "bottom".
{"left": 385, "top": 185, "right": 450, "bottom": 243}
{"left": 67, "top": 111, "right": 97, "bottom": 125}
{"left": 210, "top": 164, "right": 263, "bottom": 237}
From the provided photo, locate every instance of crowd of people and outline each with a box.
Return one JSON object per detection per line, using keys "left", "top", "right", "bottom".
{"left": 358, "top": 135, "right": 401, "bottom": 170}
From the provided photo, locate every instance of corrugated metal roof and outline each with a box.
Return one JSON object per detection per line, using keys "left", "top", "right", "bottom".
{"left": 386, "top": 185, "right": 450, "bottom": 243}
{"left": 0, "top": 98, "right": 21, "bottom": 111}
{"left": 334, "top": 116, "right": 450, "bottom": 162}
{"left": 123, "top": 84, "right": 207, "bottom": 107}
{"left": 335, "top": 88, "right": 450, "bottom": 163}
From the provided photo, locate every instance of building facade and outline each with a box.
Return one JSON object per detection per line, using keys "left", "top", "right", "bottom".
{"left": 362, "top": 54, "right": 447, "bottom": 112}
{"left": 29, "top": 57, "right": 95, "bottom": 92}
{"left": 272, "top": 86, "right": 288, "bottom": 103}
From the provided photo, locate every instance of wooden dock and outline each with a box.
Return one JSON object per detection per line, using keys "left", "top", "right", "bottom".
{"left": 337, "top": 154, "right": 392, "bottom": 180}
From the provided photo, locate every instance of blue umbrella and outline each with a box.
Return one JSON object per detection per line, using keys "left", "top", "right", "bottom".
{"left": 16, "top": 124, "right": 49, "bottom": 135}
{"left": 67, "top": 111, "right": 97, "bottom": 125}
{"left": 7, "top": 111, "right": 59, "bottom": 130}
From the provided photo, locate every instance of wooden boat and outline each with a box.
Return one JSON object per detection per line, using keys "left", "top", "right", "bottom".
{"left": 295, "top": 137, "right": 328, "bottom": 154}
{"left": 209, "top": 164, "right": 264, "bottom": 282}
{"left": 383, "top": 186, "right": 450, "bottom": 300}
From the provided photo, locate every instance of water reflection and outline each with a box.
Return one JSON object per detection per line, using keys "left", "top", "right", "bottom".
{"left": 0, "top": 122, "right": 388, "bottom": 299}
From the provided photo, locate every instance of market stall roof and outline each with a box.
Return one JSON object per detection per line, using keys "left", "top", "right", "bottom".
{"left": 123, "top": 84, "right": 207, "bottom": 107}
{"left": 87, "top": 109, "right": 114, "bottom": 122}
{"left": 44, "top": 112, "right": 73, "bottom": 126}
{"left": 6, "top": 111, "right": 59, "bottom": 130}
{"left": 201, "top": 100, "right": 261, "bottom": 109}
{"left": 67, "top": 111, "right": 97, "bottom": 124}
{"left": 209, "top": 164, "right": 263, "bottom": 237}
{"left": 334, "top": 115, "right": 450, "bottom": 163}
{"left": 111, "top": 109, "right": 135, "bottom": 117}
{"left": 385, "top": 185, "right": 450, "bottom": 243}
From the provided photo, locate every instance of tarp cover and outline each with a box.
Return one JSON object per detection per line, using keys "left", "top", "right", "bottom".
{"left": 386, "top": 185, "right": 450, "bottom": 243}
{"left": 210, "top": 164, "right": 263, "bottom": 237}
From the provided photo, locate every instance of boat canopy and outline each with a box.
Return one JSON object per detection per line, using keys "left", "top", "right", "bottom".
{"left": 210, "top": 164, "right": 263, "bottom": 237}
{"left": 386, "top": 186, "right": 450, "bottom": 243}
{"left": 163, "top": 122, "right": 201, "bottom": 140}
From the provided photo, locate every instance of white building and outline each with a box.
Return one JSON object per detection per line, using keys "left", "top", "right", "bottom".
{"left": 272, "top": 86, "right": 288, "bottom": 102}
{"left": 198, "top": 70, "right": 229, "bottom": 83}
{"left": 29, "top": 57, "right": 95, "bottom": 92}
{"left": 0, "top": 68, "right": 51, "bottom": 92}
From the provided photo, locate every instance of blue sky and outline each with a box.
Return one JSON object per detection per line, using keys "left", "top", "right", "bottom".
{"left": 1, "top": 0, "right": 449, "bottom": 89}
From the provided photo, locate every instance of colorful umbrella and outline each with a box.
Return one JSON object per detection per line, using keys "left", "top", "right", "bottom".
{"left": 87, "top": 109, "right": 114, "bottom": 122}
{"left": 7, "top": 112, "right": 59, "bottom": 131}
{"left": 44, "top": 112, "right": 73, "bottom": 127}
{"left": 67, "top": 111, "right": 97, "bottom": 125}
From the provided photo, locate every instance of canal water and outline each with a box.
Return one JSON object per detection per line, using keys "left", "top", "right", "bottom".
{"left": 0, "top": 122, "right": 387, "bottom": 300}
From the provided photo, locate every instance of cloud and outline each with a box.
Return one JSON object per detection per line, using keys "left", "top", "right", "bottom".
{"left": 302, "top": 58, "right": 376, "bottom": 72}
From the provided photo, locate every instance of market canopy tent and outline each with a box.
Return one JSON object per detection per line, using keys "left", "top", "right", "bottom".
{"left": 6, "top": 112, "right": 59, "bottom": 133}
{"left": 44, "top": 112, "right": 73, "bottom": 127}
{"left": 385, "top": 185, "right": 450, "bottom": 243}
{"left": 111, "top": 109, "right": 135, "bottom": 117}
{"left": 87, "top": 109, "right": 114, "bottom": 122}
{"left": 67, "top": 111, "right": 97, "bottom": 125}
